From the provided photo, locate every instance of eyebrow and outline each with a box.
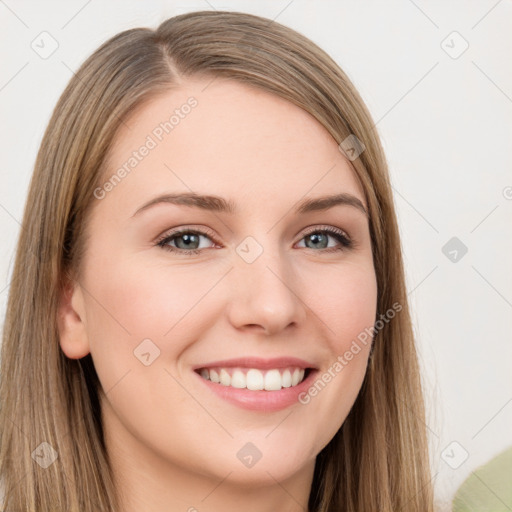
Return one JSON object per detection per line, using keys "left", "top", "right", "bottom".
{"left": 131, "top": 192, "right": 368, "bottom": 218}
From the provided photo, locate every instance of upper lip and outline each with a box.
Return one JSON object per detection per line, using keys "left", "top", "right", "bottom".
{"left": 193, "top": 356, "right": 317, "bottom": 371}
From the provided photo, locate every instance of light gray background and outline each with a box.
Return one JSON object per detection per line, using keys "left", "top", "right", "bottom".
{"left": 1, "top": 1, "right": 511, "bottom": 509}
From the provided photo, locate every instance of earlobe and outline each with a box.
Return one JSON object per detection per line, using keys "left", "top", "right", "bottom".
{"left": 57, "top": 275, "right": 91, "bottom": 359}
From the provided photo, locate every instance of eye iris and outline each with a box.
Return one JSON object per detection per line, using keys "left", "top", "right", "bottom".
{"left": 176, "top": 233, "right": 199, "bottom": 250}
{"left": 306, "top": 232, "right": 328, "bottom": 249}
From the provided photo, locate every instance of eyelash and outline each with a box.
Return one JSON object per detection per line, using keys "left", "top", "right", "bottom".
{"left": 155, "top": 225, "right": 353, "bottom": 256}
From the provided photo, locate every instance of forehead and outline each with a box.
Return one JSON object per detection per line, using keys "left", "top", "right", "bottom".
{"left": 100, "top": 78, "right": 366, "bottom": 216}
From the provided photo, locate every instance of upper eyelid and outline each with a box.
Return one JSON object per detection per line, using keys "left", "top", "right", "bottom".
{"left": 155, "top": 226, "right": 217, "bottom": 244}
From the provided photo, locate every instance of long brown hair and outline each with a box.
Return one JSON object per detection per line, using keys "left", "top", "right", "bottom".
{"left": 0, "top": 10, "right": 434, "bottom": 511}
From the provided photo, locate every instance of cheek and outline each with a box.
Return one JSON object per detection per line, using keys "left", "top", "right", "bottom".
{"left": 307, "top": 260, "right": 378, "bottom": 350}
{"left": 80, "top": 248, "right": 229, "bottom": 390}
{"left": 321, "top": 263, "right": 377, "bottom": 392}
{"left": 80, "top": 254, "right": 213, "bottom": 440}
{"left": 295, "top": 262, "right": 377, "bottom": 448}
{"left": 84, "top": 251, "right": 214, "bottom": 340}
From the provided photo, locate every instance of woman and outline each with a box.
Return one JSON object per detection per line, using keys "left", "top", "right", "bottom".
{"left": 0, "top": 10, "right": 434, "bottom": 512}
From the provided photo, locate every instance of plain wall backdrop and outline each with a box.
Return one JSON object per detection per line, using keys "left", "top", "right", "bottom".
{"left": 1, "top": 1, "right": 511, "bottom": 509}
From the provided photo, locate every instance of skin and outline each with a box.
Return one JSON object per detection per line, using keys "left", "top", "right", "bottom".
{"left": 58, "top": 77, "right": 377, "bottom": 512}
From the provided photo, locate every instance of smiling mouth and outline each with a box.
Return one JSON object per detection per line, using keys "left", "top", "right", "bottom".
{"left": 195, "top": 366, "right": 312, "bottom": 391}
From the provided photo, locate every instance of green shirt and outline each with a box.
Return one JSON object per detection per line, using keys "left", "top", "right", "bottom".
{"left": 452, "top": 446, "right": 512, "bottom": 511}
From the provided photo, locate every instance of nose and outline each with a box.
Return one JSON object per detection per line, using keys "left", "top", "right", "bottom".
{"left": 225, "top": 247, "right": 307, "bottom": 336}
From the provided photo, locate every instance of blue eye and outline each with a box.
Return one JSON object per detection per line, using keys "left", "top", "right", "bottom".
{"left": 299, "top": 226, "right": 353, "bottom": 252}
{"left": 156, "top": 225, "right": 353, "bottom": 255}
{"left": 156, "top": 228, "right": 217, "bottom": 255}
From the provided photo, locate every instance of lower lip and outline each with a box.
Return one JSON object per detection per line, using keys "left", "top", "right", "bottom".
{"left": 194, "top": 369, "right": 318, "bottom": 412}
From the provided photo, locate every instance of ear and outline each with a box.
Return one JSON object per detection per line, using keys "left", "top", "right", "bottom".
{"left": 57, "top": 272, "right": 91, "bottom": 359}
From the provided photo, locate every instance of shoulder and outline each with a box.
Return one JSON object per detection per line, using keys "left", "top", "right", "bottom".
{"left": 452, "top": 445, "right": 512, "bottom": 512}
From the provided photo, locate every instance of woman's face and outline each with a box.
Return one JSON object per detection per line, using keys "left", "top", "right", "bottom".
{"left": 60, "top": 78, "right": 377, "bottom": 494}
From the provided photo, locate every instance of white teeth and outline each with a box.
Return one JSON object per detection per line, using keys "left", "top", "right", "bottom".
{"left": 291, "top": 369, "right": 302, "bottom": 386}
{"left": 264, "top": 369, "right": 282, "bottom": 391}
{"left": 209, "top": 369, "right": 220, "bottom": 383}
{"left": 282, "top": 369, "right": 292, "bottom": 388}
{"left": 246, "top": 369, "right": 264, "bottom": 390}
{"left": 231, "top": 370, "right": 246, "bottom": 388}
{"left": 198, "top": 366, "right": 308, "bottom": 391}
{"left": 219, "top": 369, "right": 231, "bottom": 386}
